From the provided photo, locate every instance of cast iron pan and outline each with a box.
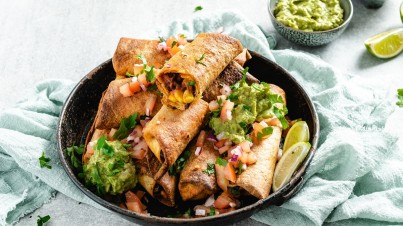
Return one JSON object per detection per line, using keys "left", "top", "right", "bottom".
{"left": 57, "top": 51, "right": 319, "bottom": 225}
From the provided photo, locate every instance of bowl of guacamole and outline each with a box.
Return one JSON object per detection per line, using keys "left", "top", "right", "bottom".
{"left": 268, "top": 0, "right": 353, "bottom": 46}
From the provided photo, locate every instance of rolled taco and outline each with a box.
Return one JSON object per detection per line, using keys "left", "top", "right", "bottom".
{"left": 235, "top": 126, "right": 281, "bottom": 199}
{"left": 112, "top": 38, "right": 171, "bottom": 78}
{"left": 178, "top": 139, "right": 220, "bottom": 201}
{"left": 143, "top": 98, "right": 209, "bottom": 180}
{"left": 94, "top": 78, "right": 163, "bottom": 129}
{"left": 156, "top": 33, "right": 243, "bottom": 110}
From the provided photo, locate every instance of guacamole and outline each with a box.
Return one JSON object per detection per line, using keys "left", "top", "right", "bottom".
{"left": 209, "top": 80, "right": 286, "bottom": 143}
{"left": 84, "top": 138, "right": 137, "bottom": 195}
{"left": 274, "top": 0, "right": 344, "bottom": 32}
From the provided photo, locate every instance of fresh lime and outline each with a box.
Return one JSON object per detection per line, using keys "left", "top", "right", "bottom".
{"left": 272, "top": 142, "right": 311, "bottom": 192}
{"left": 283, "top": 121, "right": 310, "bottom": 154}
{"left": 364, "top": 28, "right": 403, "bottom": 59}
{"left": 400, "top": 1, "right": 403, "bottom": 23}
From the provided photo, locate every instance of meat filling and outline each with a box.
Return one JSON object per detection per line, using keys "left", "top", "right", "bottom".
{"left": 162, "top": 73, "right": 195, "bottom": 104}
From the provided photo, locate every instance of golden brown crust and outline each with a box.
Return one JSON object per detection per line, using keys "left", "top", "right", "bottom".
{"left": 178, "top": 140, "right": 219, "bottom": 201}
{"left": 157, "top": 33, "right": 244, "bottom": 110}
{"left": 143, "top": 98, "right": 209, "bottom": 180}
{"left": 235, "top": 126, "right": 282, "bottom": 199}
{"left": 112, "top": 38, "right": 171, "bottom": 78}
{"left": 94, "top": 78, "right": 163, "bottom": 129}
{"left": 234, "top": 48, "right": 252, "bottom": 67}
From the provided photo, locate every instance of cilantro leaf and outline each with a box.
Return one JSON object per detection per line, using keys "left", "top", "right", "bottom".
{"left": 126, "top": 72, "right": 137, "bottom": 77}
{"left": 273, "top": 106, "right": 289, "bottom": 129}
{"left": 168, "top": 149, "right": 191, "bottom": 176}
{"left": 187, "top": 81, "right": 196, "bottom": 86}
{"left": 96, "top": 135, "right": 115, "bottom": 157}
{"left": 251, "top": 83, "right": 263, "bottom": 92}
{"left": 37, "top": 215, "right": 51, "bottom": 226}
{"left": 397, "top": 88, "right": 403, "bottom": 107}
{"left": 203, "top": 162, "right": 215, "bottom": 175}
{"left": 158, "top": 36, "right": 165, "bottom": 43}
{"left": 267, "top": 94, "right": 284, "bottom": 104}
{"left": 229, "top": 187, "right": 241, "bottom": 196}
{"left": 147, "top": 83, "right": 158, "bottom": 91}
{"left": 39, "top": 152, "right": 51, "bottom": 169}
{"left": 194, "top": 5, "right": 203, "bottom": 12}
{"left": 208, "top": 207, "right": 216, "bottom": 216}
{"left": 228, "top": 93, "right": 238, "bottom": 101}
{"left": 66, "top": 145, "right": 84, "bottom": 170}
{"left": 171, "top": 41, "right": 177, "bottom": 48}
{"left": 215, "top": 157, "right": 228, "bottom": 166}
{"left": 137, "top": 54, "right": 147, "bottom": 65}
{"left": 257, "top": 126, "right": 273, "bottom": 141}
{"left": 145, "top": 66, "right": 155, "bottom": 83}
{"left": 180, "top": 34, "right": 187, "bottom": 39}
{"left": 195, "top": 53, "right": 206, "bottom": 66}
{"left": 93, "top": 162, "right": 105, "bottom": 195}
{"left": 242, "top": 67, "right": 249, "bottom": 82}
{"left": 237, "top": 162, "right": 244, "bottom": 175}
{"left": 113, "top": 113, "right": 138, "bottom": 140}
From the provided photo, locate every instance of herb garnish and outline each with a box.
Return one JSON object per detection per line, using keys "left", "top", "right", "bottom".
{"left": 66, "top": 145, "right": 84, "bottom": 170}
{"left": 257, "top": 126, "right": 274, "bottom": 141}
{"left": 237, "top": 162, "right": 244, "bottom": 175}
{"left": 168, "top": 149, "right": 191, "bottom": 176}
{"left": 92, "top": 162, "right": 105, "bottom": 195}
{"left": 228, "top": 93, "right": 238, "bottom": 101}
{"left": 39, "top": 152, "right": 51, "bottom": 169}
{"left": 208, "top": 207, "right": 216, "bottom": 216}
{"left": 107, "top": 159, "right": 125, "bottom": 176}
{"left": 195, "top": 53, "right": 206, "bottom": 66}
{"left": 180, "top": 34, "right": 187, "bottom": 39}
{"left": 203, "top": 162, "right": 215, "bottom": 175}
{"left": 171, "top": 41, "right": 177, "bottom": 48}
{"left": 113, "top": 112, "right": 138, "bottom": 140}
{"left": 147, "top": 83, "right": 158, "bottom": 91}
{"left": 194, "top": 6, "right": 203, "bottom": 12}
{"left": 215, "top": 157, "right": 228, "bottom": 166}
{"left": 37, "top": 215, "right": 51, "bottom": 226}
{"left": 397, "top": 88, "right": 403, "bottom": 107}
{"left": 96, "top": 135, "right": 114, "bottom": 157}
{"left": 158, "top": 36, "right": 165, "bottom": 43}
{"left": 126, "top": 72, "right": 136, "bottom": 77}
{"left": 137, "top": 54, "right": 156, "bottom": 82}
{"left": 229, "top": 187, "right": 241, "bottom": 196}
{"left": 187, "top": 81, "right": 196, "bottom": 86}
{"left": 273, "top": 106, "right": 289, "bottom": 129}
{"left": 242, "top": 67, "right": 249, "bottom": 81}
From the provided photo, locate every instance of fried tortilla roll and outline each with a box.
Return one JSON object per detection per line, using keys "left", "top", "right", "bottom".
{"left": 236, "top": 126, "right": 282, "bottom": 199}
{"left": 179, "top": 140, "right": 220, "bottom": 201}
{"left": 234, "top": 48, "right": 252, "bottom": 67}
{"left": 94, "top": 78, "right": 163, "bottom": 129}
{"left": 136, "top": 151, "right": 176, "bottom": 207}
{"left": 156, "top": 33, "right": 243, "bottom": 110}
{"left": 112, "top": 37, "right": 171, "bottom": 79}
{"left": 143, "top": 98, "right": 209, "bottom": 180}
{"left": 203, "top": 61, "right": 260, "bottom": 102}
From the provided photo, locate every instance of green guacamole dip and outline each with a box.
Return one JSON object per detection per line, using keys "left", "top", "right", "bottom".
{"left": 84, "top": 139, "right": 137, "bottom": 195}
{"left": 274, "top": 0, "right": 344, "bottom": 32}
{"left": 209, "top": 80, "right": 287, "bottom": 144}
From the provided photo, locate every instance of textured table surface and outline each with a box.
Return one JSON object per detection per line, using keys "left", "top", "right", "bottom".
{"left": 0, "top": 0, "right": 402, "bottom": 225}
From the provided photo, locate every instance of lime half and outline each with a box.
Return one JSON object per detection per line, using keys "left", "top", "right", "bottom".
{"left": 272, "top": 142, "right": 311, "bottom": 192}
{"left": 364, "top": 28, "right": 403, "bottom": 59}
{"left": 283, "top": 121, "right": 310, "bottom": 154}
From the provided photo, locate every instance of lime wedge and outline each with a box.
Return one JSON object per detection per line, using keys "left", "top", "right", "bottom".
{"left": 401, "top": 1, "right": 403, "bottom": 23}
{"left": 364, "top": 28, "right": 403, "bottom": 59}
{"left": 272, "top": 142, "right": 311, "bottom": 192}
{"left": 283, "top": 121, "right": 310, "bottom": 154}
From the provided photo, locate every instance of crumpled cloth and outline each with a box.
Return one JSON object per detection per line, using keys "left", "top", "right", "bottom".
{"left": 1, "top": 9, "right": 402, "bottom": 226}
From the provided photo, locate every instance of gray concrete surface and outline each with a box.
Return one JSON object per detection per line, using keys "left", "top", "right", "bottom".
{"left": 0, "top": 0, "right": 402, "bottom": 225}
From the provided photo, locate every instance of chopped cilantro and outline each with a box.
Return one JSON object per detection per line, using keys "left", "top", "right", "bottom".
{"left": 208, "top": 207, "right": 216, "bottom": 216}
{"left": 158, "top": 36, "right": 165, "bottom": 43}
{"left": 242, "top": 105, "right": 251, "bottom": 111}
{"left": 217, "top": 98, "right": 223, "bottom": 105}
{"left": 168, "top": 149, "right": 191, "bottom": 176}
{"left": 113, "top": 112, "right": 138, "bottom": 140}
{"left": 257, "top": 126, "right": 273, "bottom": 141}
{"left": 251, "top": 84, "right": 263, "bottom": 92}
{"left": 228, "top": 93, "right": 238, "bottom": 101}
{"left": 397, "top": 88, "right": 403, "bottom": 107}
{"left": 137, "top": 54, "right": 147, "bottom": 65}
{"left": 93, "top": 162, "right": 105, "bottom": 195}
{"left": 195, "top": 53, "right": 206, "bottom": 66}
{"left": 215, "top": 157, "right": 228, "bottom": 166}
{"left": 39, "top": 152, "right": 51, "bottom": 169}
{"left": 187, "top": 81, "right": 196, "bottom": 86}
{"left": 107, "top": 159, "right": 125, "bottom": 176}
{"left": 171, "top": 41, "right": 177, "bottom": 48}
{"left": 242, "top": 67, "right": 249, "bottom": 82}
{"left": 125, "top": 72, "right": 136, "bottom": 77}
{"left": 203, "top": 162, "right": 215, "bottom": 175}
{"left": 267, "top": 93, "right": 284, "bottom": 104}
{"left": 37, "top": 215, "right": 51, "bottom": 226}
{"left": 237, "top": 162, "right": 244, "bottom": 175}
{"left": 273, "top": 106, "right": 289, "bottom": 129}
{"left": 180, "top": 34, "right": 187, "bottom": 39}
{"left": 194, "top": 5, "right": 203, "bottom": 12}
{"left": 66, "top": 145, "right": 84, "bottom": 170}
{"left": 210, "top": 109, "right": 221, "bottom": 118}
{"left": 145, "top": 65, "right": 155, "bottom": 82}
{"left": 96, "top": 135, "right": 115, "bottom": 157}
{"left": 147, "top": 83, "right": 158, "bottom": 91}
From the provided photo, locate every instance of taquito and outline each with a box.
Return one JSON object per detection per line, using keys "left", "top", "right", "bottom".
{"left": 143, "top": 98, "right": 209, "bottom": 180}
{"left": 156, "top": 33, "right": 243, "bottom": 110}
{"left": 112, "top": 38, "right": 171, "bottom": 79}
{"left": 178, "top": 140, "right": 220, "bottom": 201}
{"left": 94, "top": 78, "right": 163, "bottom": 129}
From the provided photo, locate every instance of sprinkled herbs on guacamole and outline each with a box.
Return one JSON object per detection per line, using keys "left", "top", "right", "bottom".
{"left": 209, "top": 75, "right": 287, "bottom": 143}
{"left": 84, "top": 136, "right": 137, "bottom": 195}
{"left": 274, "top": 0, "right": 344, "bottom": 32}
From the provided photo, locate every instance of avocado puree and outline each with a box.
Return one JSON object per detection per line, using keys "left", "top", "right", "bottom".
{"left": 274, "top": 0, "right": 344, "bottom": 32}
{"left": 209, "top": 81, "right": 285, "bottom": 143}
{"left": 84, "top": 140, "right": 137, "bottom": 195}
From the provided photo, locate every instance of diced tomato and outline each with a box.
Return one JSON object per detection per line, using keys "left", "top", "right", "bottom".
{"left": 177, "top": 35, "right": 188, "bottom": 46}
{"left": 209, "top": 100, "right": 220, "bottom": 111}
{"left": 215, "top": 164, "right": 228, "bottom": 192}
{"left": 109, "top": 128, "right": 117, "bottom": 139}
{"left": 252, "top": 122, "right": 271, "bottom": 143}
{"left": 145, "top": 94, "right": 157, "bottom": 116}
{"left": 238, "top": 152, "right": 248, "bottom": 164}
{"left": 246, "top": 152, "right": 257, "bottom": 165}
{"left": 214, "top": 193, "right": 232, "bottom": 209}
{"left": 239, "top": 141, "right": 251, "bottom": 153}
{"left": 120, "top": 83, "right": 134, "bottom": 97}
{"left": 138, "top": 73, "right": 149, "bottom": 87}
{"left": 224, "top": 163, "right": 237, "bottom": 183}
{"left": 129, "top": 81, "right": 141, "bottom": 93}
{"left": 196, "top": 130, "right": 206, "bottom": 147}
{"left": 217, "top": 95, "right": 227, "bottom": 104}
{"left": 130, "top": 139, "right": 148, "bottom": 159}
{"left": 218, "top": 145, "right": 230, "bottom": 154}
{"left": 125, "top": 191, "right": 146, "bottom": 213}
{"left": 220, "top": 84, "right": 231, "bottom": 97}
{"left": 264, "top": 118, "right": 281, "bottom": 127}
{"left": 220, "top": 100, "right": 234, "bottom": 121}
{"left": 132, "top": 64, "right": 144, "bottom": 75}
{"left": 165, "top": 36, "right": 178, "bottom": 49}
{"left": 168, "top": 45, "right": 181, "bottom": 56}
{"left": 215, "top": 139, "right": 227, "bottom": 148}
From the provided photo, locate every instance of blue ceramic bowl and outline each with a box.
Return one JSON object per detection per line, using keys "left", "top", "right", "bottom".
{"left": 268, "top": 0, "right": 353, "bottom": 46}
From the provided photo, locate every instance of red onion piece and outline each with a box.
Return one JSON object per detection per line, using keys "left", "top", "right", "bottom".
{"left": 204, "top": 194, "right": 215, "bottom": 207}
{"left": 195, "top": 147, "right": 202, "bottom": 156}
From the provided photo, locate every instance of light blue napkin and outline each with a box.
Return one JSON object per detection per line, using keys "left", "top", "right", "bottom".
{"left": 1, "top": 9, "right": 402, "bottom": 226}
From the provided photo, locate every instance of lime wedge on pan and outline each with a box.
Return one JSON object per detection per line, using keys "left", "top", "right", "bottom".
{"left": 283, "top": 121, "right": 310, "bottom": 154}
{"left": 364, "top": 28, "right": 403, "bottom": 59}
{"left": 272, "top": 142, "right": 311, "bottom": 192}
{"left": 401, "top": 1, "right": 403, "bottom": 23}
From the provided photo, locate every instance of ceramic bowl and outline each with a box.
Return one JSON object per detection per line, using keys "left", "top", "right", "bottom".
{"left": 268, "top": 0, "right": 353, "bottom": 46}
{"left": 57, "top": 51, "right": 320, "bottom": 225}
